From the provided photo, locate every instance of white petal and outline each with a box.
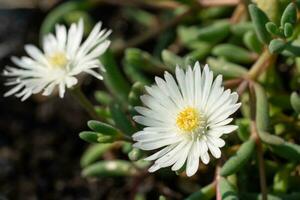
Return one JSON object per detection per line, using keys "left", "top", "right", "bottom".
{"left": 144, "top": 144, "right": 177, "bottom": 161}
{"left": 186, "top": 142, "right": 200, "bottom": 177}
{"left": 207, "top": 141, "right": 221, "bottom": 158}
{"left": 133, "top": 136, "right": 182, "bottom": 150}
{"left": 200, "top": 152, "right": 210, "bottom": 164}
{"left": 155, "top": 141, "right": 188, "bottom": 168}
{"left": 207, "top": 136, "right": 226, "bottom": 148}
{"left": 171, "top": 141, "right": 193, "bottom": 171}
{"left": 148, "top": 163, "right": 161, "bottom": 172}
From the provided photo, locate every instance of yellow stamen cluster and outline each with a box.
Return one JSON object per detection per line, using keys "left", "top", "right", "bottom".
{"left": 48, "top": 52, "right": 68, "bottom": 67}
{"left": 176, "top": 107, "right": 202, "bottom": 132}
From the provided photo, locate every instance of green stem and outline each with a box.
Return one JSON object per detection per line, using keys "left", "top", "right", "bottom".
{"left": 70, "top": 86, "right": 102, "bottom": 121}
{"left": 247, "top": 49, "right": 275, "bottom": 80}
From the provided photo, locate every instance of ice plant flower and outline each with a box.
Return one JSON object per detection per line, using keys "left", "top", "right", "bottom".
{"left": 3, "top": 19, "right": 111, "bottom": 100}
{"left": 132, "top": 62, "right": 241, "bottom": 177}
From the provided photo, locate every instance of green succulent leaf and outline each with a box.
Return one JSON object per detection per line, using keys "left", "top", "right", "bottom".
{"left": 253, "top": 84, "right": 285, "bottom": 145}
{"left": 82, "top": 160, "right": 138, "bottom": 177}
{"left": 273, "top": 163, "right": 295, "bottom": 194}
{"left": 80, "top": 143, "right": 113, "bottom": 167}
{"left": 266, "top": 22, "right": 279, "bottom": 35}
{"left": 128, "top": 82, "right": 144, "bottom": 107}
{"left": 88, "top": 120, "right": 119, "bottom": 136}
{"left": 270, "top": 142, "right": 300, "bottom": 162}
{"left": 94, "top": 91, "right": 113, "bottom": 106}
{"left": 110, "top": 103, "right": 136, "bottom": 136}
{"left": 97, "top": 135, "right": 114, "bottom": 143}
{"left": 100, "top": 51, "right": 131, "bottom": 103}
{"left": 231, "top": 22, "right": 254, "bottom": 37}
{"left": 206, "top": 57, "right": 248, "bottom": 78}
{"left": 243, "top": 31, "right": 263, "bottom": 53}
{"left": 177, "top": 20, "right": 230, "bottom": 45}
{"left": 235, "top": 119, "right": 251, "bottom": 141}
{"left": 281, "top": 3, "right": 297, "bottom": 27}
{"left": 269, "top": 39, "right": 287, "bottom": 54}
{"left": 185, "top": 182, "right": 216, "bottom": 200}
{"left": 128, "top": 148, "right": 143, "bottom": 161}
{"left": 290, "top": 92, "right": 300, "bottom": 113}
{"left": 221, "top": 139, "right": 255, "bottom": 176}
{"left": 248, "top": 4, "right": 272, "bottom": 44}
{"left": 162, "top": 50, "right": 185, "bottom": 70}
{"left": 253, "top": 83, "right": 270, "bottom": 132}
{"left": 220, "top": 177, "right": 238, "bottom": 200}
{"left": 79, "top": 131, "right": 100, "bottom": 143}
{"left": 212, "top": 44, "right": 256, "bottom": 64}
{"left": 284, "top": 23, "right": 294, "bottom": 38}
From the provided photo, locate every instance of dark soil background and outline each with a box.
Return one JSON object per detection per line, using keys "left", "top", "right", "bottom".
{"left": 0, "top": 4, "right": 133, "bottom": 200}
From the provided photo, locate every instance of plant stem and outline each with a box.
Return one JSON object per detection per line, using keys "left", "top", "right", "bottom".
{"left": 247, "top": 49, "right": 276, "bottom": 80}
{"left": 230, "top": 3, "right": 246, "bottom": 24}
{"left": 70, "top": 86, "right": 102, "bottom": 121}
{"left": 215, "top": 165, "right": 222, "bottom": 200}
{"left": 234, "top": 49, "right": 276, "bottom": 96}
{"left": 224, "top": 78, "right": 243, "bottom": 89}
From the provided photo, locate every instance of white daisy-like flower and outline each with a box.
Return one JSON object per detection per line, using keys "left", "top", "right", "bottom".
{"left": 132, "top": 62, "right": 241, "bottom": 177}
{"left": 3, "top": 19, "right": 111, "bottom": 101}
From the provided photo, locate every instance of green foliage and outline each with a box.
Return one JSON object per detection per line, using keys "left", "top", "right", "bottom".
{"left": 212, "top": 44, "right": 256, "bottom": 64}
{"left": 243, "top": 31, "right": 263, "bottom": 53}
{"left": 94, "top": 91, "right": 113, "bottom": 105}
{"left": 128, "top": 82, "right": 144, "bottom": 107}
{"left": 82, "top": 160, "right": 138, "bottom": 177}
{"left": 206, "top": 57, "right": 248, "bottom": 78}
{"left": 185, "top": 182, "right": 216, "bottom": 200}
{"left": 280, "top": 3, "right": 297, "bottom": 27}
{"left": 79, "top": 131, "right": 100, "bottom": 143}
{"left": 254, "top": 84, "right": 285, "bottom": 145}
{"left": 128, "top": 148, "right": 143, "bottom": 161}
{"left": 219, "top": 177, "right": 238, "bottom": 200}
{"left": 273, "top": 163, "right": 295, "bottom": 194}
{"left": 221, "top": 139, "right": 256, "bottom": 177}
{"left": 80, "top": 144, "right": 113, "bottom": 167}
{"left": 177, "top": 20, "right": 230, "bottom": 45}
{"left": 248, "top": 4, "right": 272, "bottom": 44}
{"left": 290, "top": 92, "right": 300, "bottom": 114}
{"left": 100, "top": 51, "right": 131, "bottom": 102}
{"left": 270, "top": 142, "right": 300, "bottom": 162}
{"left": 109, "top": 103, "right": 136, "bottom": 136}
{"left": 269, "top": 39, "right": 287, "bottom": 53}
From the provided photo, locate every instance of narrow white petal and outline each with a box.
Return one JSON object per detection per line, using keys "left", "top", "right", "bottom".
{"left": 207, "top": 141, "right": 221, "bottom": 158}
{"left": 200, "top": 152, "right": 210, "bottom": 164}
{"left": 186, "top": 141, "right": 200, "bottom": 177}
{"left": 148, "top": 163, "right": 161, "bottom": 172}
{"left": 144, "top": 144, "right": 177, "bottom": 161}
{"left": 171, "top": 141, "right": 193, "bottom": 171}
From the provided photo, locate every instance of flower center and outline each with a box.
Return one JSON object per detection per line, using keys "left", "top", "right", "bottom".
{"left": 176, "top": 107, "right": 203, "bottom": 132}
{"left": 47, "top": 52, "right": 68, "bottom": 67}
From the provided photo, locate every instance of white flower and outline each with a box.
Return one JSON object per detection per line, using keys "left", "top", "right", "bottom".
{"left": 132, "top": 62, "right": 241, "bottom": 177}
{"left": 3, "top": 19, "right": 111, "bottom": 101}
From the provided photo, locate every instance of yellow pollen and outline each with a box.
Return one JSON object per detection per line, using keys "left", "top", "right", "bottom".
{"left": 48, "top": 52, "right": 68, "bottom": 67}
{"left": 176, "top": 107, "right": 201, "bottom": 132}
